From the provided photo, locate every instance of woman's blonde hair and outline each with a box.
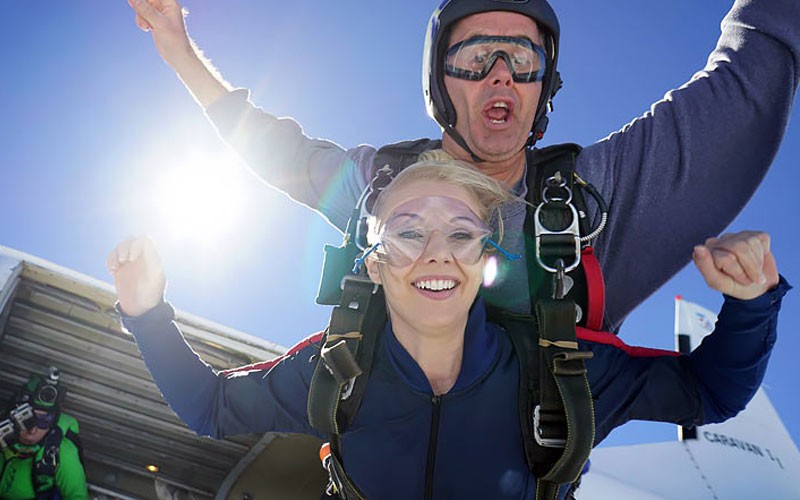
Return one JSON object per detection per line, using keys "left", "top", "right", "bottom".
{"left": 369, "top": 151, "right": 515, "bottom": 242}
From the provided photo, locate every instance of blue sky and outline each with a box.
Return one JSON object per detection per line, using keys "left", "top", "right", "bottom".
{"left": 1, "top": 1, "right": 797, "bottom": 452}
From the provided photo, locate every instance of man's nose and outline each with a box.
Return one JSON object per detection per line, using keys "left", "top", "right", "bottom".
{"left": 487, "top": 55, "right": 514, "bottom": 87}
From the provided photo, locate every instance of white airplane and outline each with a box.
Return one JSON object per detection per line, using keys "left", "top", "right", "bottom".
{"left": 1, "top": 245, "right": 797, "bottom": 499}
{"left": 577, "top": 298, "right": 800, "bottom": 499}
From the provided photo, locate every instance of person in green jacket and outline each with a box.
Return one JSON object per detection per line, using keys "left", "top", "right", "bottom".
{"left": 0, "top": 368, "right": 88, "bottom": 500}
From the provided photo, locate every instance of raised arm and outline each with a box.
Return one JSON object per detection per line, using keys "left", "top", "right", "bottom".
{"left": 127, "top": 0, "right": 230, "bottom": 108}
{"left": 108, "top": 237, "right": 315, "bottom": 438}
{"left": 126, "top": 0, "right": 372, "bottom": 230}
{"left": 587, "top": 231, "right": 789, "bottom": 443}
{"left": 687, "top": 230, "right": 784, "bottom": 422}
{"left": 582, "top": 0, "right": 800, "bottom": 331}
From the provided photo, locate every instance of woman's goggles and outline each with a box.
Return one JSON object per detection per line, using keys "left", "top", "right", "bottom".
{"left": 358, "top": 196, "right": 518, "bottom": 270}
{"left": 445, "top": 35, "right": 546, "bottom": 83}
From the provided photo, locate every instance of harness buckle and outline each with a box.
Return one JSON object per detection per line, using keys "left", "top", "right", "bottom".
{"left": 340, "top": 275, "right": 380, "bottom": 311}
{"left": 534, "top": 173, "right": 581, "bottom": 275}
{"left": 43, "top": 446, "right": 58, "bottom": 467}
{"left": 552, "top": 351, "right": 594, "bottom": 377}
{"left": 533, "top": 405, "right": 567, "bottom": 448}
{"left": 320, "top": 442, "right": 340, "bottom": 496}
{"left": 321, "top": 340, "right": 363, "bottom": 387}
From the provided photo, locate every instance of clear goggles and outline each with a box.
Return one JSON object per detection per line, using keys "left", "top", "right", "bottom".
{"left": 356, "top": 196, "right": 519, "bottom": 270}
{"left": 445, "top": 35, "right": 546, "bottom": 83}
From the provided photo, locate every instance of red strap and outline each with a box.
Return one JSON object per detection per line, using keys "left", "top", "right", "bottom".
{"left": 581, "top": 247, "right": 605, "bottom": 331}
{"left": 577, "top": 327, "right": 680, "bottom": 358}
{"left": 221, "top": 331, "right": 325, "bottom": 375}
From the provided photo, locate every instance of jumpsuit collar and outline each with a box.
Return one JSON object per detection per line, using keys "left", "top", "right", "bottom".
{"left": 384, "top": 298, "right": 498, "bottom": 394}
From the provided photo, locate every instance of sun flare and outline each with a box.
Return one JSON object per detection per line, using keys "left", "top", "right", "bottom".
{"left": 153, "top": 153, "right": 246, "bottom": 246}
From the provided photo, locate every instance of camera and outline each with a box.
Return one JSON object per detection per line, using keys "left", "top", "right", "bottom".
{"left": 0, "top": 403, "right": 35, "bottom": 448}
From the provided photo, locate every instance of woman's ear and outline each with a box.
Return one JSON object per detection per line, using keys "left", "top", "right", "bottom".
{"left": 365, "top": 255, "right": 382, "bottom": 285}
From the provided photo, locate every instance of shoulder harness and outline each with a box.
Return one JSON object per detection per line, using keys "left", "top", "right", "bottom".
{"left": 310, "top": 140, "right": 607, "bottom": 499}
{"left": 33, "top": 415, "right": 83, "bottom": 500}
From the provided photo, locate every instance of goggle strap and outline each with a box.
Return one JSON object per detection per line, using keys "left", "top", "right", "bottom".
{"left": 352, "top": 243, "right": 381, "bottom": 274}
{"left": 486, "top": 239, "right": 521, "bottom": 261}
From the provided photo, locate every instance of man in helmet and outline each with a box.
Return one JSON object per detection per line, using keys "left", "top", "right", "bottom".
{"left": 0, "top": 369, "right": 88, "bottom": 500}
{"left": 126, "top": 0, "right": 799, "bottom": 331}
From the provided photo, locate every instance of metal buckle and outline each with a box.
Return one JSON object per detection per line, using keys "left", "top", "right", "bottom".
{"left": 321, "top": 340, "right": 363, "bottom": 386}
{"left": 340, "top": 275, "right": 380, "bottom": 311}
{"left": 534, "top": 202, "right": 581, "bottom": 274}
{"left": 533, "top": 405, "right": 566, "bottom": 448}
{"left": 534, "top": 173, "right": 581, "bottom": 275}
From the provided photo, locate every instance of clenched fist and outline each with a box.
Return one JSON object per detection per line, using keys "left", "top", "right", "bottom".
{"left": 107, "top": 236, "right": 167, "bottom": 317}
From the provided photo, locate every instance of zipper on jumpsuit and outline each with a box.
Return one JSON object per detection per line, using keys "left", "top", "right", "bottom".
{"left": 424, "top": 395, "right": 442, "bottom": 500}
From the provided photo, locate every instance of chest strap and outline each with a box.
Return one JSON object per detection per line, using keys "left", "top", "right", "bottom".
{"left": 523, "top": 144, "right": 597, "bottom": 499}
{"left": 33, "top": 426, "right": 63, "bottom": 500}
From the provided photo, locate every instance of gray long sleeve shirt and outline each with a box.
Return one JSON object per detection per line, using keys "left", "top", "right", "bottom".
{"left": 205, "top": 0, "right": 799, "bottom": 331}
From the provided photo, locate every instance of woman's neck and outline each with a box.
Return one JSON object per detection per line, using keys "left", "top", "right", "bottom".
{"left": 389, "top": 313, "right": 468, "bottom": 396}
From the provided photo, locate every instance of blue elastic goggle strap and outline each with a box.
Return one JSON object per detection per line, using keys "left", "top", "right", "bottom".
{"left": 486, "top": 238, "right": 522, "bottom": 261}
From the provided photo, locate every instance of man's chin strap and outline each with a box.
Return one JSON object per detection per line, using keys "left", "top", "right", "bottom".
{"left": 444, "top": 123, "right": 484, "bottom": 163}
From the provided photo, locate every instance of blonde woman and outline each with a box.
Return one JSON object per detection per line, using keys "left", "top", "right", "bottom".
{"left": 110, "top": 160, "right": 788, "bottom": 499}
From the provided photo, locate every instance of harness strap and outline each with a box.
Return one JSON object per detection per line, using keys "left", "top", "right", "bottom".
{"left": 33, "top": 426, "right": 62, "bottom": 500}
{"left": 524, "top": 144, "right": 597, "bottom": 498}
{"left": 321, "top": 442, "right": 366, "bottom": 500}
{"left": 534, "top": 300, "right": 594, "bottom": 486}
{"left": 309, "top": 278, "right": 382, "bottom": 435}
{"left": 309, "top": 277, "right": 386, "bottom": 499}
{"left": 526, "top": 145, "right": 590, "bottom": 325}
{"left": 492, "top": 304, "right": 594, "bottom": 500}
{"left": 581, "top": 247, "right": 605, "bottom": 331}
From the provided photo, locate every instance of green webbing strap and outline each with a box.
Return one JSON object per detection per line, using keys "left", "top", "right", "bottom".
{"left": 308, "top": 277, "right": 386, "bottom": 499}
{"left": 308, "top": 278, "right": 380, "bottom": 436}
{"left": 534, "top": 299, "right": 594, "bottom": 499}
{"left": 524, "top": 144, "right": 596, "bottom": 499}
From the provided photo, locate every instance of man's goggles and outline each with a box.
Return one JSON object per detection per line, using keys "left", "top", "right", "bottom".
{"left": 357, "top": 196, "right": 518, "bottom": 270}
{"left": 445, "top": 35, "right": 546, "bottom": 83}
{"left": 30, "top": 411, "right": 56, "bottom": 430}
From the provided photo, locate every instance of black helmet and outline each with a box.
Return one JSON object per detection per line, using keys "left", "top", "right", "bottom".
{"left": 422, "top": 0, "right": 561, "bottom": 156}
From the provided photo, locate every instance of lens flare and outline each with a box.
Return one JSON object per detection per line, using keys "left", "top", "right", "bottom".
{"left": 483, "top": 255, "right": 498, "bottom": 287}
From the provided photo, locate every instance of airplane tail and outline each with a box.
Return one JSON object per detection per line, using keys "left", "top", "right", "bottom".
{"left": 577, "top": 297, "right": 800, "bottom": 499}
